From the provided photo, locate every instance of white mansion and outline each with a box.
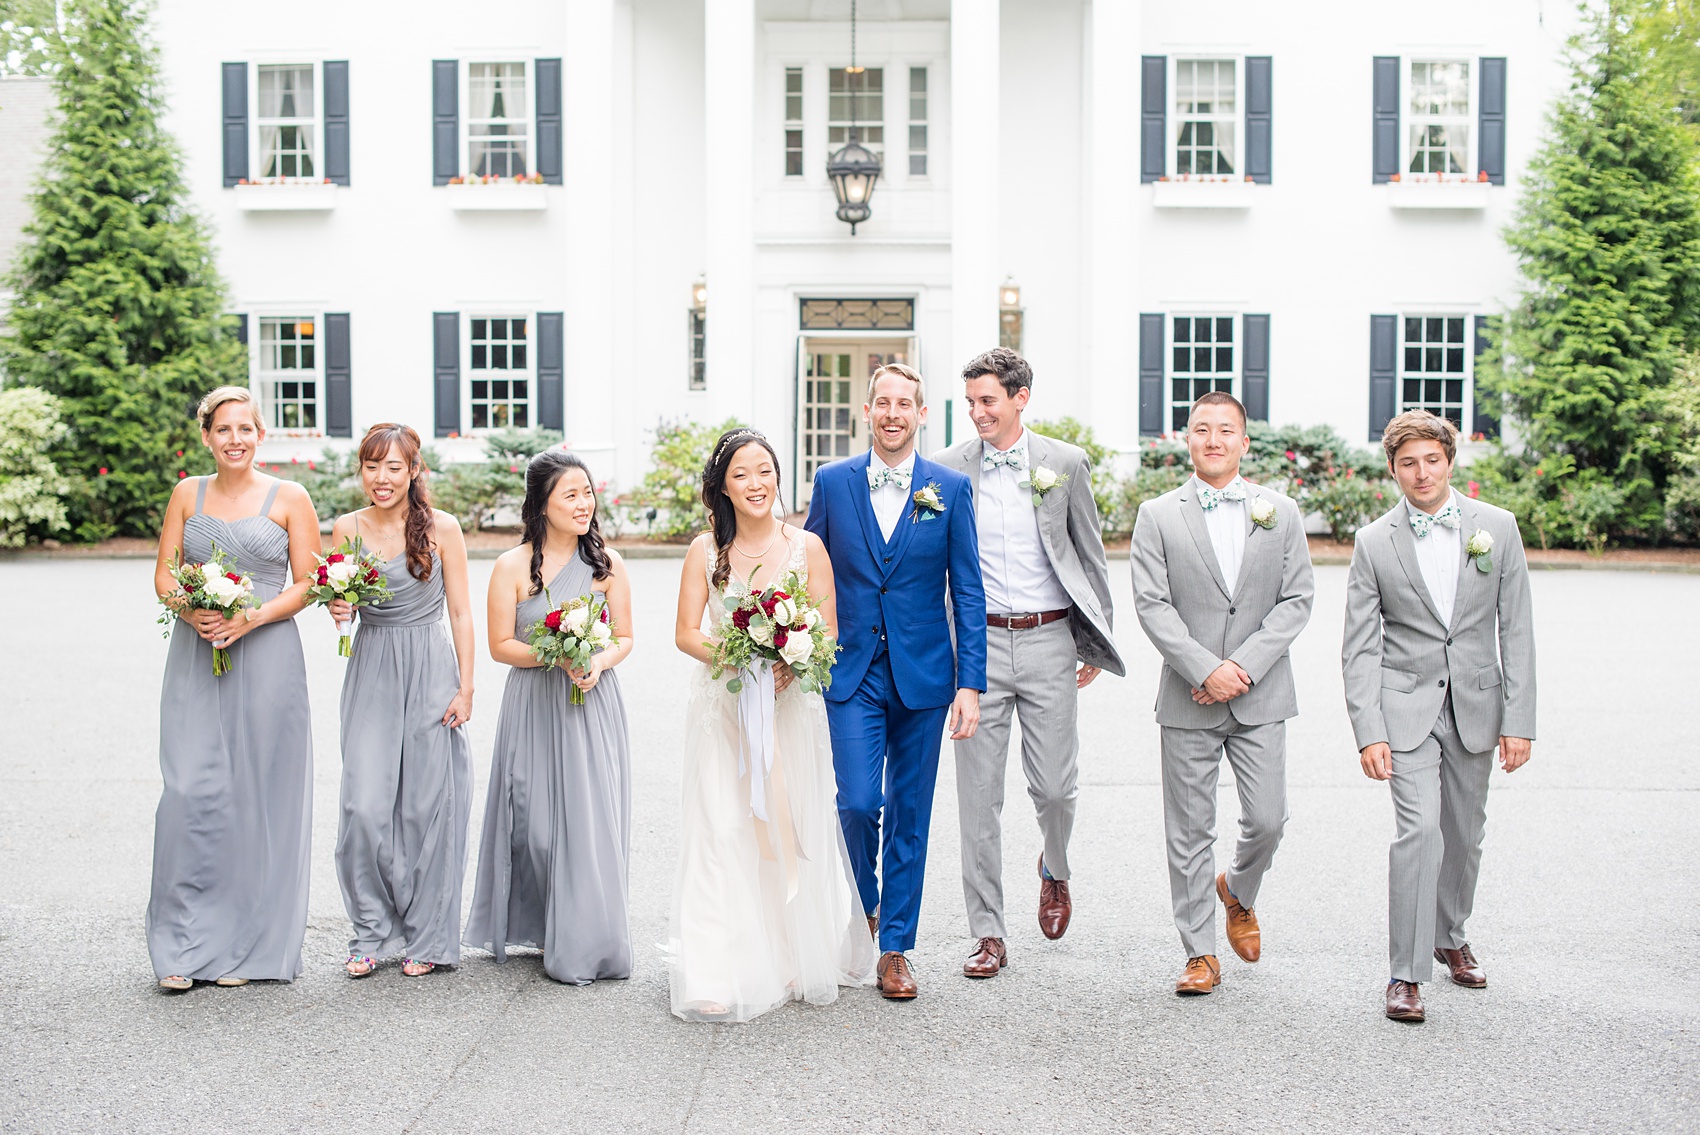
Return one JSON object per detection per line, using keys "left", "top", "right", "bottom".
{"left": 14, "top": 0, "right": 1583, "bottom": 508}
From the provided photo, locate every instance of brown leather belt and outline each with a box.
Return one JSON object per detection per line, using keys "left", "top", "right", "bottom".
{"left": 987, "top": 609, "right": 1070, "bottom": 630}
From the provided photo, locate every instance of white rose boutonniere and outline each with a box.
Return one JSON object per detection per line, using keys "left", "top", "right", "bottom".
{"left": 912, "top": 482, "right": 945, "bottom": 523}
{"left": 1250, "top": 498, "right": 1277, "bottom": 530}
{"left": 1019, "top": 465, "right": 1069, "bottom": 507}
{"left": 1466, "top": 528, "right": 1494, "bottom": 573}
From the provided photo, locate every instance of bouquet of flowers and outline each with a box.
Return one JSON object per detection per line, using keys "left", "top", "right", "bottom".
{"left": 708, "top": 570, "right": 839, "bottom": 695}
{"left": 525, "top": 591, "right": 617, "bottom": 704}
{"left": 157, "top": 546, "right": 257, "bottom": 677}
{"left": 305, "top": 537, "right": 394, "bottom": 657}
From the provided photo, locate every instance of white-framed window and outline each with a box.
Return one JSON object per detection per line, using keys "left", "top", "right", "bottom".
{"left": 829, "top": 67, "right": 883, "bottom": 155}
{"left": 469, "top": 316, "right": 530, "bottom": 429}
{"left": 467, "top": 62, "right": 531, "bottom": 179}
{"left": 1400, "top": 315, "right": 1468, "bottom": 428}
{"left": 1406, "top": 59, "right": 1472, "bottom": 177}
{"left": 256, "top": 64, "right": 317, "bottom": 180}
{"left": 784, "top": 67, "right": 804, "bottom": 177}
{"left": 1174, "top": 58, "right": 1237, "bottom": 177}
{"left": 1170, "top": 314, "right": 1236, "bottom": 432}
{"left": 908, "top": 66, "right": 928, "bottom": 176}
{"left": 258, "top": 316, "right": 318, "bottom": 429}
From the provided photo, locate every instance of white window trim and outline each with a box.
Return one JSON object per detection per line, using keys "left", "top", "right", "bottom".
{"left": 1167, "top": 311, "right": 1240, "bottom": 433}
{"left": 1169, "top": 55, "right": 1242, "bottom": 182}
{"left": 254, "top": 313, "right": 323, "bottom": 436}
{"left": 463, "top": 311, "right": 536, "bottom": 433}
{"left": 782, "top": 64, "right": 806, "bottom": 179}
{"left": 905, "top": 64, "right": 930, "bottom": 182}
{"left": 1396, "top": 312, "right": 1474, "bottom": 425}
{"left": 827, "top": 63, "right": 887, "bottom": 160}
{"left": 1402, "top": 56, "right": 1476, "bottom": 182}
{"left": 463, "top": 60, "right": 536, "bottom": 182}
{"left": 251, "top": 62, "right": 322, "bottom": 185}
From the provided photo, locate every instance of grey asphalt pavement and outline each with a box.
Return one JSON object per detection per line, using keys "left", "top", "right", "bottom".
{"left": 0, "top": 555, "right": 1696, "bottom": 1134}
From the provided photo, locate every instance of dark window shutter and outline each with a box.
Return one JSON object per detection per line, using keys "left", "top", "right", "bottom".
{"left": 1141, "top": 56, "right": 1166, "bottom": 183}
{"left": 536, "top": 58, "right": 562, "bottom": 185}
{"left": 1369, "top": 314, "right": 1398, "bottom": 440}
{"left": 1471, "top": 315, "right": 1500, "bottom": 439}
{"left": 324, "top": 61, "right": 350, "bottom": 185}
{"left": 1373, "top": 56, "right": 1400, "bottom": 184}
{"left": 537, "top": 311, "right": 564, "bottom": 431}
{"left": 1139, "top": 313, "right": 1164, "bottom": 435}
{"left": 1479, "top": 57, "right": 1506, "bottom": 185}
{"left": 1245, "top": 56, "right": 1272, "bottom": 184}
{"left": 232, "top": 313, "right": 249, "bottom": 346}
{"left": 324, "top": 313, "right": 352, "bottom": 438}
{"left": 432, "top": 60, "right": 459, "bottom": 185}
{"left": 222, "top": 62, "right": 248, "bottom": 187}
{"left": 1242, "top": 314, "right": 1270, "bottom": 421}
{"left": 434, "top": 312, "right": 460, "bottom": 437}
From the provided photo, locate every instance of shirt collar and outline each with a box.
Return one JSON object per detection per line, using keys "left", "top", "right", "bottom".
{"left": 1193, "top": 473, "right": 1245, "bottom": 496}
{"left": 980, "top": 427, "right": 1029, "bottom": 462}
{"left": 873, "top": 449, "right": 916, "bottom": 476}
{"left": 1405, "top": 489, "right": 1460, "bottom": 525}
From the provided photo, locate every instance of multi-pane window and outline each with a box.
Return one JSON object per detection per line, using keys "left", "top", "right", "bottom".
{"left": 688, "top": 310, "right": 706, "bottom": 391}
{"left": 1400, "top": 316, "right": 1467, "bottom": 428}
{"left": 784, "top": 68, "right": 804, "bottom": 176}
{"left": 1408, "top": 60, "right": 1471, "bottom": 175}
{"left": 1170, "top": 315, "right": 1235, "bottom": 432}
{"left": 258, "top": 318, "right": 317, "bottom": 429}
{"left": 1175, "top": 59, "right": 1236, "bottom": 176}
{"left": 257, "top": 65, "right": 316, "bottom": 179}
{"left": 829, "top": 67, "right": 883, "bottom": 154}
{"left": 908, "top": 67, "right": 928, "bottom": 176}
{"left": 470, "top": 317, "right": 529, "bottom": 429}
{"left": 469, "top": 63, "right": 529, "bottom": 178}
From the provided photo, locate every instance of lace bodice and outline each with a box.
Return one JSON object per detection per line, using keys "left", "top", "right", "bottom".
{"left": 692, "top": 526, "right": 815, "bottom": 721}
{"left": 705, "top": 526, "right": 809, "bottom": 614}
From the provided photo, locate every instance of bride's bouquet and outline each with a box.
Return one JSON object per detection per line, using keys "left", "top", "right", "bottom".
{"left": 525, "top": 591, "right": 617, "bottom": 704}
{"left": 305, "top": 537, "right": 394, "bottom": 656}
{"left": 157, "top": 546, "right": 257, "bottom": 677}
{"left": 709, "top": 570, "right": 839, "bottom": 695}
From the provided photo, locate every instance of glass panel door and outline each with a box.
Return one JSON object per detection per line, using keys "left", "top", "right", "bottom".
{"left": 801, "top": 349, "right": 858, "bottom": 494}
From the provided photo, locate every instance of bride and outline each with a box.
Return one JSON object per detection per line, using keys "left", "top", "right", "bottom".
{"left": 665, "top": 427, "right": 875, "bottom": 1022}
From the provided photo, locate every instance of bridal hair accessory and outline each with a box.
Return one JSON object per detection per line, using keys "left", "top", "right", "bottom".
{"left": 711, "top": 428, "right": 768, "bottom": 463}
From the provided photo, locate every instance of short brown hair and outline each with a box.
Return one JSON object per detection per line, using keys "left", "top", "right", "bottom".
{"left": 1381, "top": 410, "right": 1458, "bottom": 464}
{"left": 196, "top": 385, "right": 263, "bottom": 432}
{"left": 1187, "top": 390, "right": 1246, "bottom": 428}
{"left": 866, "top": 361, "right": 926, "bottom": 405}
{"left": 961, "top": 347, "right": 1032, "bottom": 398}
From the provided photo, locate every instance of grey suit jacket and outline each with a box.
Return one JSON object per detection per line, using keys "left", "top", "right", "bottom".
{"left": 1342, "top": 495, "right": 1536, "bottom": 755}
{"left": 935, "top": 430, "right": 1124, "bottom": 676}
{"left": 1130, "top": 479, "right": 1315, "bottom": 728}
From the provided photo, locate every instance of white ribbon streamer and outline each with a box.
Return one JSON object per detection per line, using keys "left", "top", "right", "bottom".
{"left": 735, "top": 662, "right": 777, "bottom": 821}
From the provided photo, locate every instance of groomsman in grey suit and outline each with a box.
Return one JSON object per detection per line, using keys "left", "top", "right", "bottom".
{"left": 1131, "top": 391, "right": 1315, "bottom": 996}
{"left": 1342, "top": 410, "right": 1535, "bottom": 1024}
{"left": 937, "top": 348, "right": 1124, "bottom": 980}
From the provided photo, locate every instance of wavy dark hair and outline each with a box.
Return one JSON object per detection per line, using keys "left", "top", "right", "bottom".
{"left": 521, "top": 449, "right": 611, "bottom": 595}
{"left": 357, "top": 423, "right": 435, "bottom": 582}
{"left": 701, "top": 427, "right": 783, "bottom": 589}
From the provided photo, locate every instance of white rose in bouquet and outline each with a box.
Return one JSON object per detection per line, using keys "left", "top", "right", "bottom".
{"left": 564, "top": 604, "right": 592, "bottom": 634}
{"left": 778, "top": 631, "right": 813, "bottom": 666}
{"left": 770, "top": 596, "right": 799, "bottom": 626}
{"left": 203, "top": 574, "right": 249, "bottom": 608}
{"left": 325, "top": 559, "right": 360, "bottom": 588}
{"left": 588, "top": 618, "right": 613, "bottom": 645}
{"left": 749, "top": 620, "right": 775, "bottom": 648}
{"left": 802, "top": 609, "right": 820, "bottom": 631}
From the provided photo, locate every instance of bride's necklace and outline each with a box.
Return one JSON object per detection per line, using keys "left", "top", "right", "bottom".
{"left": 732, "top": 524, "right": 783, "bottom": 560}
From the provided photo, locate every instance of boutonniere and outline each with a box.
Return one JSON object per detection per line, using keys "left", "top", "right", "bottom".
{"left": 1250, "top": 498, "right": 1277, "bottom": 530}
{"left": 1465, "top": 528, "right": 1493, "bottom": 572}
{"left": 912, "top": 482, "right": 945, "bottom": 523}
{"left": 1020, "top": 465, "right": 1069, "bottom": 507}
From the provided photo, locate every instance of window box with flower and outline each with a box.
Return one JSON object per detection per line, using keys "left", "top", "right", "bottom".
{"left": 1151, "top": 172, "right": 1257, "bottom": 209}
{"left": 444, "top": 172, "right": 549, "bottom": 211}
{"left": 233, "top": 178, "right": 340, "bottom": 212}
{"left": 1386, "top": 170, "right": 1492, "bottom": 210}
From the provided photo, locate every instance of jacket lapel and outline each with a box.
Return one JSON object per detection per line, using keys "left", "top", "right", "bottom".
{"left": 848, "top": 452, "right": 885, "bottom": 570}
{"left": 1179, "top": 479, "right": 1231, "bottom": 598}
{"left": 1229, "top": 490, "right": 1266, "bottom": 597}
{"left": 1027, "top": 432, "right": 1064, "bottom": 566}
{"left": 1389, "top": 508, "right": 1448, "bottom": 628}
{"left": 1449, "top": 497, "right": 1483, "bottom": 630}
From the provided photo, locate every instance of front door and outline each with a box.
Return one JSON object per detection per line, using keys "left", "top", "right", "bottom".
{"left": 797, "top": 337, "right": 914, "bottom": 508}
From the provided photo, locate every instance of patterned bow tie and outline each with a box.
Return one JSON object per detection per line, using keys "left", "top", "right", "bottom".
{"left": 1409, "top": 500, "right": 1463, "bottom": 538}
{"left": 868, "top": 465, "right": 912, "bottom": 491}
{"left": 1198, "top": 483, "right": 1248, "bottom": 511}
{"left": 984, "top": 448, "right": 1026, "bottom": 471}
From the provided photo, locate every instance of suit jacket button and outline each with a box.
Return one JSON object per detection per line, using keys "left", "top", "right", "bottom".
{"left": 1437, "top": 678, "right": 1447, "bottom": 687}
{"left": 1446, "top": 637, "right": 1453, "bottom": 645}
{"left": 880, "top": 586, "right": 888, "bottom": 594}
{"left": 1229, "top": 607, "right": 1236, "bottom": 615}
{"left": 883, "top": 556, "right": 891, "bottom": 563}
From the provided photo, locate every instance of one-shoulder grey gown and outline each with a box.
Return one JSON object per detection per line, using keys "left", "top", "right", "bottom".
{"left": 336, "top": 542, "right": 472, "bottom": 965}
{"left": 464, "top": 554, "right": 632, "bottom": 984}
{"left": 147, "top": 477, "right": 313, "bottom": 983}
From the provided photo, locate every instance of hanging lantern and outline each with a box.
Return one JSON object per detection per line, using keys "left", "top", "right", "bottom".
{"left": 826, "top": 0, "right": 882, "bottom": 235}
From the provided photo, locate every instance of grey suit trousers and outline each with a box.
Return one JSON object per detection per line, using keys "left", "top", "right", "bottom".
{"left": 955, "top": 618, "right": 1079, "bottom": 939}
{"left": 1160, "top": 718, "right": 1288, "bottom": 958}
{"left": 1389, "top": 698, "right": 1492, "bottom": 983}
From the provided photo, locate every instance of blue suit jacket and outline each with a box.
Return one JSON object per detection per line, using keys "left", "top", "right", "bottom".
{"left": 805, "top": 451, "right": 987, "bottom": 710}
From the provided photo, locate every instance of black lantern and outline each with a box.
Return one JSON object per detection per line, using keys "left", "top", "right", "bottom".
{"left": 828, "top": 133, "right": 881, "bottom": 233}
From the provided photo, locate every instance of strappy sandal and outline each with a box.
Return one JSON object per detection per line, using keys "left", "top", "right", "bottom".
{"left": 345, "top": 955, "right": 376, "bottom": 978}
{"left": 400, "top": 958, "right": 435, "bottom": 977}
{"left": 214, "top": 977, "right": 249, "bottom": 987}
{"left": 158, "top": 976, "right": 192, "bottom": 991}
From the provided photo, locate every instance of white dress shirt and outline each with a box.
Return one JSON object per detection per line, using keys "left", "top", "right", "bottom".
{"left": 870, "top": 449, "right": 916, "bottom": 542}
{"left": 1408, "top": 492, "right": 1462, "bottom": 628}
{"left": 978, "top": 429, "right": 1071, "bottom": 615}
{"left": 1197, "top": 475, "right": 1248, "bottom": 599}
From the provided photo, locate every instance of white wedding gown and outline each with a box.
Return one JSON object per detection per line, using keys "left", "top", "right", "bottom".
{"left": 665, "top": 529, "right": 875, "bottom": 1023}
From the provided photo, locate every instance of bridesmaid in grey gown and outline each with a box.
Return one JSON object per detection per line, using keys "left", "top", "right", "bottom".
{"left": 326, "top": 424, "right": 476, "bottom": 979}
{"left": 465, "top": 450, "right": 636, "bottom": 984}
{"left": 148, "top": 387, "right": 320, "bottom": 990}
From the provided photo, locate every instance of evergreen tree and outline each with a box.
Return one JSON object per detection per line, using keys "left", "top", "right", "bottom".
{"left": 1, "top": 0, "right": 244, "bottom": 540}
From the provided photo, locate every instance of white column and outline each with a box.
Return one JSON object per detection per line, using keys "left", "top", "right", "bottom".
{"left": 1086, "top": 0, "right": 1140, "bottom": 452}
{"left": 564, "top": 0, "right": 617, "bottom": 456}
{"left": 703, "top": 0, "right": 756, "bottom": 424}
{"left": 950, "top": 0, "right": 1000, "bottom": 394}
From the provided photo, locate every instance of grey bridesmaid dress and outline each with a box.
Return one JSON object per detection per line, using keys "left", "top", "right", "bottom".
{"left": 464, "top": 553, "right": 633, "bottom": 984}
{"left": 147, "top": 477, "right": 313, "bottom": 983}
{"left": 335, "top": 527, "right": 472, "bottom": 966}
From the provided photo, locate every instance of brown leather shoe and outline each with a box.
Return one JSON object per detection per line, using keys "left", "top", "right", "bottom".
{"left": 1385, "top": 980, "right": 1425, "bottom": 1022}
{"left": 1174, "top": 955, "right": 1221, "bottom": 996}
{"left": 962, "top": 937, "right": 1007, "bottom": 979}
{"left": 1434, "top": 943, "right": 1486, "bottom": 988}
{"left": 877, "top": 951, "right": 918, "bottom": 999}
{"left": 1038, "top": 854, "right": 1071, "bottom": 940}
{"left": 1216, "top": 872, "right": 1261, "bottom": 963}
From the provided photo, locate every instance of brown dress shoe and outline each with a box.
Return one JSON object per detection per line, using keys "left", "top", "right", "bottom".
{"left": 1174, "top": 955, "right": 1221, "bottom": 996}
{"left": 877, "top": 951, "right": 918, "bottom": 999}
{"left": 1434, "top": 943, "right": 1486, "bottom": 988}
{"left": 1385, "top": 980, "right": 1425, "bottom": 1022}
{"left": 1216, "top": 873, "right": 1261, "bottom": 963}
{"left": 1038, "top": 855, "right": 1071, "bottom": 940}
{"left": 962, "top": 937, "right": 1007, "bottom": 979}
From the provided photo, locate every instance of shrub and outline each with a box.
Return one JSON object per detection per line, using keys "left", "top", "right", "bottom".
{"left": 261, "top": 448, "right": 363, "bottom": 524}
{"left": 431, "top": 430, "right": 566, "bottom": 532}
{"left": 0, "top": 386, "right": 71, "bottom": 546}
{"left": 1027, "top": 417, "right": 1120, "bottom": 533}
{"left": 625, "top": 417, "right": 744, "bottom": 538}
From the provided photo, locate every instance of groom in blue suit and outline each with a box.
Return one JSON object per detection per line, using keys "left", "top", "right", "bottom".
{"left": 805, "top": 362, "right": 987, "bottom": 1000}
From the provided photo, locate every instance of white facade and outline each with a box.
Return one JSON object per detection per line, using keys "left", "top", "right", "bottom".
{"left": 144, "top": 0, "right": 1581, "bottom": 506}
